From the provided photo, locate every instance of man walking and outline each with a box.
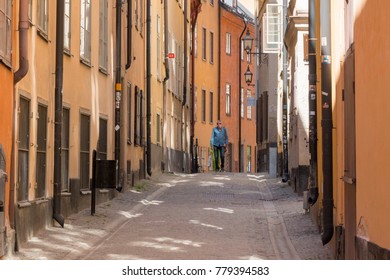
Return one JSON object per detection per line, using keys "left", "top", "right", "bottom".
{"left": 210, "top": 120, "right": 228, "bottom": 171}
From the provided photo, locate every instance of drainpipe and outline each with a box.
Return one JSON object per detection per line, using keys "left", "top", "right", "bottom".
{"left": 182, "top": 0, "right": 188, "bottom": 106}
{"left": 53, "top": 0, "right": 65, "bottom": 227}
{"left": 162, "top": 0, "right": 170, "bottom": 171}
{"left": 282, "top": 0, "right": 289, "bottom": 182}
{"left": 11, "top": 0, "right": 30, "bottom": 236}
{"left": 320, "top": 0, "right": 334, "bottom": 245}
{"left": 115, "top": 0, "right": 122, "bottom": 189}
{"left": 146, "top": 0, "right": 152, "bottom": 176}
{"left": 308, "top": 0, "right": 318, "bottom": 205}
{"left": 190, "top": 1, "right": 202, "bottom": 173}
{"left": 125, "top": 0, "right": 132, "bottom": 70}
{"left": 14, "top": 0, "right": 29, "bottom": 83}
{"left": 217, "top": 4, "right": 221, "bottom": 121}
{"left": 239, "top": 20, "right": 247, "bottom": 173}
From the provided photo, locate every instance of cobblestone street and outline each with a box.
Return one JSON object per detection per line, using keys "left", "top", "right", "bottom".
{"left": 6, "top": 172, "right": 332, "bottom": 260}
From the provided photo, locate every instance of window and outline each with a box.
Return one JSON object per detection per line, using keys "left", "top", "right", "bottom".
{"left": 210, "top": 31, "right": 214, "bottom": 64}
{"left": 209, "top": 91, "right": 213, "bottom": 123}
{"left": 226, "top": 33, "right": 231, "bottom": 54}
{"left": 80, "top": 113, "right": 90, "bottom": 189}
{"left": 99, "top": 0, "right": 108, "bottom": 70}
{"left": 157, "top": 15, "right": 161, "bottom": 80}
{"left": 135, "top": 0, "right": 138, "bottom": 30}
{"left": 201, "top": 89, "right": 206, "bottom": 122}
{"left": 28, "top": 0, "right": 32, "bottom": 22}
{"left": 202, "top": 27, "right": 206, "bottom": 60}
{"left": 241, "top": 40, "right": 244, "bottom": 60}
{"left": 247, "top": 146, "right": 251, "bottom": 172}
{"left": 139, "top": 0, "right": 143, "bottom": 34}
{"left": 262, "top": 4, "right": 282, "bottom": 53}
{"left": 37, "top": 0, "right": 49, "bottom": 36}
{"left": 36, "top": 104, "right": 48, "bottom": 198}
{"left": 226, "top": 84, "right": 231, "bottom": 115}
{"left": 194, "top": 23, "right": 198, "bottom": 57}
{"left": 64, "top": 0, "right": 71, "bottom": 51}
{"left": 98, "top": 118, "right": 107, "bottom": 160}
{"left": 80, "top": 0, "right": 91, "bottom": 62}
{"left": 156, "top": 113, "right": 161, "bottom": 144}
{"left": 134, "top": 86, "right": 142, "bottom": 146}
{"left": 0, "top": 0, "right": 12, "bottom": 64}
{"left": 241, "top": 87, "right": 244, "bottom": 118}
{"left": 247, "top": 89, "right": 252, "bottom": 119}
{"left": 62, "top": 108, "right": 70, "bottom": 191}
{"left": 127, "top": 83, "right": 132, "bottom": 144}
{"left": 18, "top": 97, "right": 30, "bottom": 201}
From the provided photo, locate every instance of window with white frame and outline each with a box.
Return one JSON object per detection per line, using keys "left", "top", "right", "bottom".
{"left": 37, "top": 0, "right": 49, "bottom": 36}
{"left": 64, "top": 0, "right": 71, "bottom": 51}
{"left": 0, "top": 0, "right": 12, "bottom": 64}
{"left": 262, "top": 4, "right": 282, "bottom": 53}
{"left": 226, "top": 84, "right": 231, "bottom": 115}
{"left": 226, "top": 33, "right": 231, "bottom": 54}
{"left": 247, "top": 89, "right": 252, "bottom": 119}
{"left": 99, "top": 0, "right": 108, "bottom": 70}
{"left": 240, "top": 87, "right": 244, "bottom": 118}
{"left": 80, "top": 0, "right": 91, "bottom": 62}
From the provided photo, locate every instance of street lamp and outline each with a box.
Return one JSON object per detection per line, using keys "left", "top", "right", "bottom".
{"left": 243, "top": 29, "right": 254, "bottom": 54}
{"left": 244, "top": 65, "right": 253, "bottom": 85}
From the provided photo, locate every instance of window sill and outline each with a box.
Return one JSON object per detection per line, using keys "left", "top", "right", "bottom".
{"left": 80, "top": 189, "right": 91, "bottom": 195}
{"left": 80, "top": 57, "right": 92, "bottom": 68}
{"left": 17, "top": 201, "right": 32, "bottom": 208}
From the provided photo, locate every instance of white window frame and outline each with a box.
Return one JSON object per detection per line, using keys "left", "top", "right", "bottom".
{"left": 99, "top": 0, "right": 108, "bottom": 71}
{"left": 37, "top": 0, "right": 49, "bottom": 37}
{"left": 226, "top": 32, "right": 231, "bottom": 54}
{"left": 0, "top": 0, "right": 12, "bottom": 64}
{"left": 64, "top": 0, "right": 71, "bottom": 52}
{"left": 262, "top": 4, "right": 282, "bottom": 53}
{"left": 226, "top": 84, "right": 231, "bottom": 115}
{"left": 247, "top": 89, "right": 252, "bottom": 119}
{"left": 80, "top": 0, "right": 91, "bottom": 63}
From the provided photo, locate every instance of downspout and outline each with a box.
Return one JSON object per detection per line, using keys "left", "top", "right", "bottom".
{"left": 282, "top": 0, "right": 289, "bottom": 182}
{"left": 320, "top": 0, "right": 334, "bottom": 245}
{"left": 217, "top": 4, "right": 221, "bottom": 121}
{"left": 14, "top": 0, "right": 29, "bottom": 83}
{"left": 115, "top": 0, "right": 122, "bottom": 189}
{"left": 125, "top": 0, "right": 132, "bottom": 70}
{"left": 190, "top": 1, "right": 202, "bottom": 173}
{"left": 162, "top": 0, "right": 169, "bottom": 171}
{"left": 11, "top": 0, "right": 30, "bottom": 233}
{"left": 238, "top": 19, "right": 247, "bottom": 173}
{"left": 308, "top": 0, "right": 318, "bottom": 205}
{"left": 182, "top": 0, "right": 188, "bottom": 106}
{"left": 181, "top": 0, "right": 188, "bottom": 169}
{"left": 53, "top": 0, "right": 65, "bottom": 227}
{"left": 146, "top": 0, "right": 152, "bottom": 176}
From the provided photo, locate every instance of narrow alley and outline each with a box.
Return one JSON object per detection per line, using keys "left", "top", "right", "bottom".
{"left": 6, "top": 172, "right": 332, "bottom": 260}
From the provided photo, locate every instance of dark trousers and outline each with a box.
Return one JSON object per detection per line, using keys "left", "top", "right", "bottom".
{"left": 213, "top": 145, "right": 225, "bottom": 170}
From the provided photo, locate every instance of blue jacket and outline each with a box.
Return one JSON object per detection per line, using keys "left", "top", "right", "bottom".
{"left": 210, "top": 126, "right": 228, "bottom": 147}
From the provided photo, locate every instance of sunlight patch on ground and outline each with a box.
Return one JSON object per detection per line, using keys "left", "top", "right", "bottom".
{"left": 247, "top": 174, "right": 265, "bottom": 179}
{"left": 117, "top": 211, "right": 143, "bottom": 219}
{"left": 199, "top": 181, "right": 225, "bottom": 187}
{"left": 213, "top": 176, "right": 231, "bottom": 181}
{"left": 239, "top": 255, "right": 266, "bottom": 260}
{"left": 139, "top": 199, "right": 164, "bottom": 206}
{"left": 130, "top": 241, "right": 185, "bottom": 253}
{"left": 248, "top": 178, "right": 267, "bottom": 183}
{"left": 156, "top": 183, "right": 175, "bottom": 188}
{"left": 203, "top": 207, "right": 234, "bottom": 214}
{"left": 153, "top": 237, "right": 204, "bottom": 248}
{"left": 130, "top": 190, "right": 141, "bottom": 193}
{"left": 189, "top": 220, "right": 223, "bottom": 230}
{"left": 105, "top": 253, "right": 145, "bottom": 260}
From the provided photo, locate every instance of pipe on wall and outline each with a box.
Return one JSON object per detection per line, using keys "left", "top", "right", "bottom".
{"left": 320, "top": 0, "right": 334, "bottom": 246}
{"left": 282, "top": 0, "right": 289, "bottom": 182}
{"left": 14, "top": 0, "right": 29, "bottom": 84}
{"left": 162, "top": 0, "right": 170, "bottom": 171}
{"left": 146, "top": 0, "right": 152, "bottom": 176}
{"left": 53, "top": 0, "right": 65, "bottom": 227}
{"left": 308, "top": 0, "right": 319, "bottom": 205}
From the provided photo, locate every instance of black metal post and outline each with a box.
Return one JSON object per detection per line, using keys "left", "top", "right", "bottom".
{"left": 308, "top": 0, "right": 318, "bottom": 205}
{"left": 115, "top": 0, "right": 122, "bottom": 190}
{"left": 320, "top": 0, "right": 334, "bottom": 245}
{"left": 146, "top": 0, "right": 152, "bottom": 176}
{"left": 91, "top": 150, "right": 97, "bottom": 215}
